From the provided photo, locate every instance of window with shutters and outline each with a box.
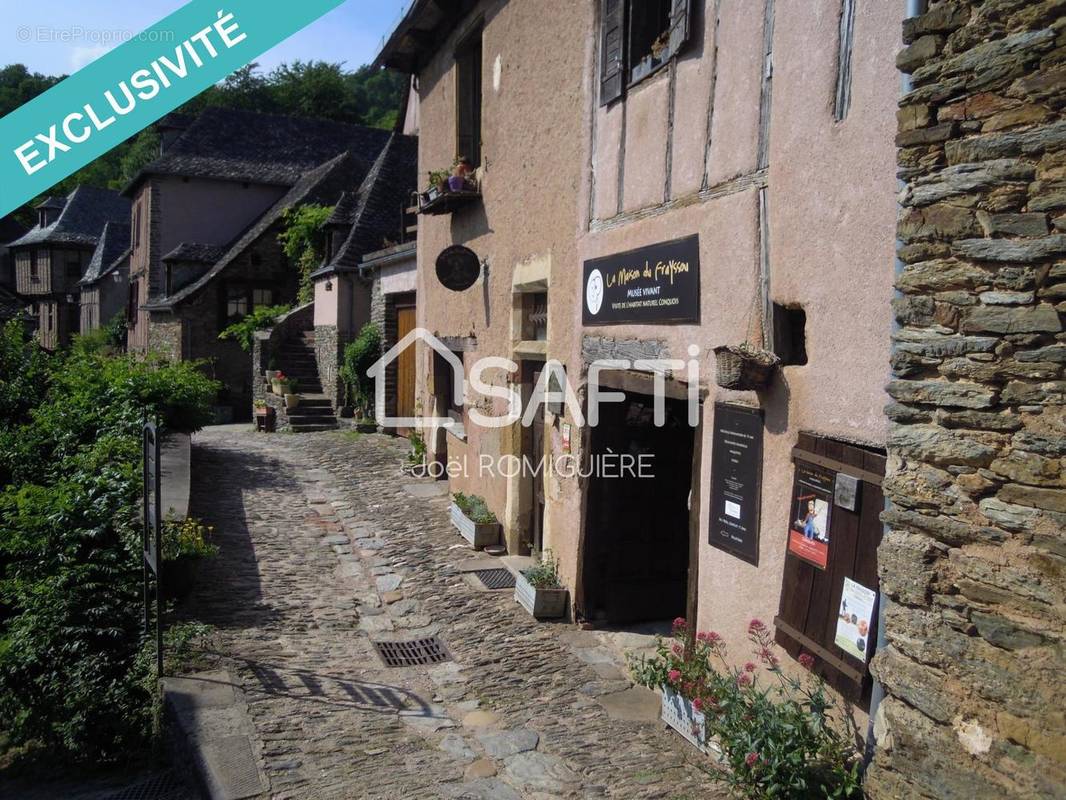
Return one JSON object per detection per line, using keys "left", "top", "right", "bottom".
{"left": 599, "top": 0, "right": 693, "bottom": 106}
{"left": 455, "top": 27, "right": 483, "bottom": 168}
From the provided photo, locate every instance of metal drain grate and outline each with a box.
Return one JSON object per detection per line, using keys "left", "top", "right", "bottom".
{"left": 473, "top": 568, "right": 516, "bottom": 590}
{"left": 373, "top": 636, "right": 451, "bottom": 667}
{"left": 100, "top": 770, "right": 191, "bottom": 800}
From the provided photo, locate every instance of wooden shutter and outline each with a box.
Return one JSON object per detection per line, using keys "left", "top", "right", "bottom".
{"left": 456, "top": 32, "right": 482, "bottom": 167}
{"left": 599, "top": 0, "right": 626, "bottom": 106}
{"left": 665, "top": 0, "right": 692, "bottom": 59}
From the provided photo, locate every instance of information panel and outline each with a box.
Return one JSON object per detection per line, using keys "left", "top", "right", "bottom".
{"left": 708, "top": 403, "right": 764, "bottom": 565}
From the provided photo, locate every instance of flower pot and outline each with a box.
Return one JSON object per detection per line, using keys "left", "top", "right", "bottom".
{"left": 264, "top": 369, "right": 279, "bottom": 382}
{"left": 514, "top": 569, "right": 568, "bottom": 619}
{"left": 713, "top": 345, "right": 780, "bottom": 391}
{"left": 271, "top": 379, "right": 284, "bottom": 395}
{"left": 447, "top": 175, "right": 467, "bottom": 192}
{"left": 284, "top": 393, "right": 300, "bottom": 411}
{"left": 162, "top": 556, "right": 201, "bottom": 602}
{"left": 449, "top": 502, "right": 500, "bottom": 549}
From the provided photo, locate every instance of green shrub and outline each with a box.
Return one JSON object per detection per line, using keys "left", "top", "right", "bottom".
{"left": 0, "top": 330, "right": 219, "bottom": 764}
{"left": 406, "top": 431, "right": 426, "bottom": 466}
{"left": 453, "top": 492, "right": 497, "bottom": 525}
{"left": 340, "top": 323, "right": 382, "bottom": 411}
{"left": 218, "top": 304, "right": 292, "bottom": 352}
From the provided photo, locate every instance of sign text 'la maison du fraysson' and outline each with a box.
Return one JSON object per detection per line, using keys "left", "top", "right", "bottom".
{"left": 582, "top": 234, "right": 700, "bottom": 325}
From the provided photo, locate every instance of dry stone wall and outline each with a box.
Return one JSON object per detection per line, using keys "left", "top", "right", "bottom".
{"left": 869, "top": 2, "right": 1066, "bottom": 798}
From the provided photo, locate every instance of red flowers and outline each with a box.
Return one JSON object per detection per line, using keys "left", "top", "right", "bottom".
{"left": 744, "top": 661, "right": 756, "bottom": 673}
{"left": 745, "top": 752, "right": 760, "bottom": 768}
{"left": 798, "top": 653, "right": 815, "bottom": 670}
{"left": 672, "top": 616, "right": 687, "bottom": 632}
{"left": 667, "top": 669, "right": 682, "bottom": 685}
{"left": 736, "top": 672, "right": 752, "bottom": 687}
{"left": 692, "top": 697, "right": 704, "bottom": 712}
{"left": 748, "top": 618, "right": 766, "bottom": 634}
{"left": 274, "top": 370, "right": 287, "bottom": 381}
{"left": 696, "top": 630, "right": 722, "bottom": 645}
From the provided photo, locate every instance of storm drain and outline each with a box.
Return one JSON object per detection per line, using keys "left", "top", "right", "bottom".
{"left": 373, "top": 636, "right": 451, "bottom": 667}
{"left": 472, "top": 568, "right": 516, "bottom": 590}
{"left": 100, "top": 770, "right": 191, "bottom": 800}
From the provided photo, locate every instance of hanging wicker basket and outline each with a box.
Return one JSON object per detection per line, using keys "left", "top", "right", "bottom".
{"left": 713, "top": 345, "right": 780, "bottom": 391}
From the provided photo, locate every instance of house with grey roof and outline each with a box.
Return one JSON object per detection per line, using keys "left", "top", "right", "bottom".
{"left": 121, "top": 106, "right": 416, "bottom": 420}
{"left": 79, "top": 221, "right": 131, "bottom": 337}
{"left": 9, "top": 187, "right": 130, "bottom": 349}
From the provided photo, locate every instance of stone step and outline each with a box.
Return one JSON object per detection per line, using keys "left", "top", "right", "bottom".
{"left": 290, "top": 423, "right": 338, "bottom": 433}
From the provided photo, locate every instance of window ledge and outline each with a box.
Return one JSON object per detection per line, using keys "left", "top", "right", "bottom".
{"left": 417, "top": 188, "right": 482, "bottom": 216}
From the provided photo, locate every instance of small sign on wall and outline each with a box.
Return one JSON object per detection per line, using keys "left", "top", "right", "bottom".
{"left": 708, "top": 403, "right": 764, "bottom": 566}
{"left": 582, "top": 234, "right": 700, "bottom": 325}
{"left": 835, "top": 578, "right": 877, "bottom": 662}
{"left": 787, "top": 462, "right": 834, "bottom": 570}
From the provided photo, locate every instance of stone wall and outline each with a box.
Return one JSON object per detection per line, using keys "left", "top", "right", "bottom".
{"left": 869, "top": 2, "right": 1065, "bottom": 798}
{"left": 314, "top": 324, "right": 341, "bottom": 407}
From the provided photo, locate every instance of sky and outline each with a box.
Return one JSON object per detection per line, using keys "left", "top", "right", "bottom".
{"left": 0, "top": 0, "right": 410, "bottom": 76}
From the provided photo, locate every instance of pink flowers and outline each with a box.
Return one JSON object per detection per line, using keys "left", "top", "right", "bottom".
{"left": 696, "top": 630, "right": 722, "bottom": 645}
{"left": 667, "top": 669, "right": 682, "bottom": 685}
{"left": 736, "top": 672, "right": 752, "bottom": 687}
{"left": 692, "top": 697, "right": 704, "bottom": 712}
{"left": 671, "top": 643, "right": 684, "bottom": 657}
{"left": 748, "top": 618, "right": 766, "bottom": 634}
{"left": 744, "top": 661, "right": 756, "bottom": 673}
{"left": 672, "top": 616, "right": 687, "bottom": 632}
{"left": 745, "top": 752, "right": 760, "bottom": 768}
{"left": 798, "top": 653, "right": 815, "bottom": 670}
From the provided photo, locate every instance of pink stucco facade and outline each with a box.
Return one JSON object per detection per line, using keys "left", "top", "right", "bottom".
{"left": 404, "top": 0, "right": 904, "bottom": 706}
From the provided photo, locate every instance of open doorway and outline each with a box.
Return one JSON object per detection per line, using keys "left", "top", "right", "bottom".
{"left": 582, "top": 386, "right": 695, "bottom": 624}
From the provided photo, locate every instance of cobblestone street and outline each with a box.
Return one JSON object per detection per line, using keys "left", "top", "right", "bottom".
{"left": 180, "top": 426, "right": 719, "bottom": 800}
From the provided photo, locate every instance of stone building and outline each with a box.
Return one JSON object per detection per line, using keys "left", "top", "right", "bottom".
{"left": 78, "top": 221, "right": 130, "bottom": 336}
{"left": 9, "top": 187, "right": 130, "bottom": 349}
{"left": 867, "top": 1, "right": 1066, "bottom": 797}
{"left": 122, "top": 107, "right": 404, "bottom": 418}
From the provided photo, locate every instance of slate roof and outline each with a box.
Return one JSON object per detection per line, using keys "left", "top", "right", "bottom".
{"left": 11, "top": 186, "right": 131, "bottom": 249}
{"left": 0, "top": 286, "right": 26, "bottom": 323}
{"left": 324, "top": 191, "right": 359, "bottom": 227}
{"left": 80, "top": 222, "right": 131, "bottom": 286}
{"left": 35, "top": 196, "right": 66, "bottom": 211}
{"left": 145, "top": 150, "right": 373, "bottom": 310}
{"left": 162, "top": 242, "right": 227, "bottom": 264}
{"left": 123, "top": 107, "right": 393, "bottom": 194}
{"left": 312, "top": 133, "right": 418, "bottom": 277}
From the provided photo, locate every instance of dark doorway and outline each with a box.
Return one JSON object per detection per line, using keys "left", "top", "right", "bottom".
{"left": 520, "top": 361, "right": 546, "bottom": 556}
{"left": 582, "top": 388, "right": 695, "bottom": 624}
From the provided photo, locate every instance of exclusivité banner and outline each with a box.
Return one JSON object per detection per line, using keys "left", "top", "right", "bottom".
{"left": 0, "top": 0, "right": 344, "bottom": 218}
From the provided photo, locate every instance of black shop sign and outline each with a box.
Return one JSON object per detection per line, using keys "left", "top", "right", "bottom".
{"left": 582, "top": 234, "right": 700, "bottom": 325}
{"left": 708, "top": 403, "right": 764, "bottom": 566}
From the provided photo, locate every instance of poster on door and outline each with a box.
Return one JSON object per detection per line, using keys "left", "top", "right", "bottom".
{"left": 786, "top": 462, "right": 833, "bottom": 569}
{"left": 834, "top": 578, "right": 877, "bottom": 662}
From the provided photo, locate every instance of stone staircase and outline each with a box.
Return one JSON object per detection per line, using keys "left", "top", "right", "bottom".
{"left": 276, "top": 331, "right": 338, "bottom": 433}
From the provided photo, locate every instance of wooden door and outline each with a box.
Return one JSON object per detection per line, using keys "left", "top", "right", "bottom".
{"left": 395, "top": 306, "right": 416, "bottom": 419}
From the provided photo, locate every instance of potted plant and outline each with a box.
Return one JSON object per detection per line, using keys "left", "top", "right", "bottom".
{"left": 514, "top": 552, "right": 567, "bottom": 619}
{"left": 713, "top": 343, "right": 780, "bottom": 390}
{"left": 450, "top": 491, "right": 500, "bottom": 549}
{"left": 279, "top": 377, "right": 299, "bottom": 410}
{"left": 161, "top": 517, "right": 219, "bottom": 602}
{"left": 254, "top": 400, "right": 276, "bottom": 432}
{"left": 271, "top": 370, "right": 287, "bottom": 395}
{"left": 424, "top": 168, "right": 450, "bottom": 204}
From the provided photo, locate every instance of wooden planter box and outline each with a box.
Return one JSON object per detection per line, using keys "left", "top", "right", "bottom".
{"left": 514, "top": 570, "right": 568, "bottom": 619}
{"left": 450, "top": 502, "right": 500, "bottom": 549}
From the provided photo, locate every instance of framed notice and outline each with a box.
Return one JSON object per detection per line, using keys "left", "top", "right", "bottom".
{"left": 787, "top": 461, "right": 834, "bottom": 569}
{"left": 835, "top": 578, "right": 877, "bottom": 662}
{"left": 582, "top": 234, "right": 700, "bottom": 325}
{"left": 708, "top": 404, "right": 764, "bottom": 565}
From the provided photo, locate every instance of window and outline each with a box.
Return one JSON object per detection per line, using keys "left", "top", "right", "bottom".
{"left": 771, "top": 303, "right": 808, "bottom": 367}
{"left": 29, "top": 252, "right": 39, "bottom": 283}
{"left": 133, "top": 204, "right": 142, "bottom": 249}
{"left": 455, "top": 26, "right": 483, "bottom": 167}
{"left": 252, "top": 288, "right": 274, "bottom": 308}
{"left": 600, "top": 0, "right": 692, "bottom": 105}
{"left": 434, "top": 349, "right": 464, "bottom": 415}
{"left": 225, "top": 285, "right": 248, "bottom": 321}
